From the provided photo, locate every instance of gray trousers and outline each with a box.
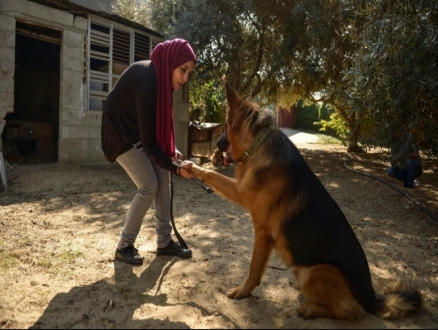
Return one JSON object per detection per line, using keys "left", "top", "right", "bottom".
{"left": 116, "top": 147, "right": 172, "bottom": 249}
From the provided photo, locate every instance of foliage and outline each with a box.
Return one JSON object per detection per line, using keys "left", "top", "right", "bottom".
{"left": 316, "top": 111, "right": 350, "bottom": 142}
{"left": 342, "top": 0, "right": 438, "bottom": 154}
{"left": 295, "top": 101, "right": 338, "bottom": 136}
{"left": 146, "top": 0, "right": 181, "bottom": 36}
{"left": 169, "top": 0, "right": 300, "bottom": 100}
{"left": 112, "top": 0, "right": 438, "bottom": 155}
{"left": 189, "top": 79, "right": 226, "bottom": 123}
{"left": 112, "top": 0, "right": 138, "bottom": 22}
{"left": 112, "top": 0, "right": 158, "bottom": 29}
{"left": 295, "top": 100, "right": 319, "bottom": 130}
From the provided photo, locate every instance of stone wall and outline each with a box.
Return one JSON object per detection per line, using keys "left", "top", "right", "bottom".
{"left": 0, "top": 3, "right": 16, "bottom": 145}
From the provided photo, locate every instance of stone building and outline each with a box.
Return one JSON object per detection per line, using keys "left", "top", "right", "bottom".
{"left": 0, "top": 0, "right": 191, "bottom": 164}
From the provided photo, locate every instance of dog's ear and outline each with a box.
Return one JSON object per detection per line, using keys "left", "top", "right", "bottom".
{"left": 225, "top": 81, "right": 242, "bottom": 112}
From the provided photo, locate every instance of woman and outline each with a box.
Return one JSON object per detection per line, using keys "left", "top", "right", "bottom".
{"left": 101, "top": 38, "right": 196, "bottom": 265}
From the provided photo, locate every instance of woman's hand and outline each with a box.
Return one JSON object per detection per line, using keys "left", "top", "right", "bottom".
{"left": 175, "top": 149, "right": 183, "bottom": 160}
{"left": 178, "top": 160, "right": 195, "bottom": 179}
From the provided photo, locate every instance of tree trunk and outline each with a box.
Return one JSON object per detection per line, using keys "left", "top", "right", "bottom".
{"left": 347, "top": 119, "right": 364, "bottom": 153}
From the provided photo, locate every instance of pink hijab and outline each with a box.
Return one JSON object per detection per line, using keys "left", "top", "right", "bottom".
{"left": 150, "top": 38, "right": 196, "bottom": 157}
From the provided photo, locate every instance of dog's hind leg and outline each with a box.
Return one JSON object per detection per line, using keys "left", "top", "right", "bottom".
{"left": 294, "top": 265, "right": 366, "bottom": 321}
{"left": 227, "top": 227, "right": 274, "bottom": 299}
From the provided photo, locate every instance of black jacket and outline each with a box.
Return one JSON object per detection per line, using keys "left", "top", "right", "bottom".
{"left": 101, "top": 61, "right": 178, "bottom": 174}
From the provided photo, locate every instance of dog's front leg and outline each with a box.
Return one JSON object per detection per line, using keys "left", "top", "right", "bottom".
{"left": 190, "top": 164, "right": 244, "bottom": 206}
{"left": 227, "top": 227, "right": 274, "bottom": 299}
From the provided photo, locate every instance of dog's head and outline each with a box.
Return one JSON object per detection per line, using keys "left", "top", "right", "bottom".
{"left": 219, "top": 80, "right": 273, "bottom": 163}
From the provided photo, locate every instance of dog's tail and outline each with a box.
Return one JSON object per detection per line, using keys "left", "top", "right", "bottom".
{"left": 374, "top": 278, "right": 422, "bottom": 320}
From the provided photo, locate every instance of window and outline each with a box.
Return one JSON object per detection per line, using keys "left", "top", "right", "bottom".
{"left": 87, "top": 18, "right": 162, "bottom": 111}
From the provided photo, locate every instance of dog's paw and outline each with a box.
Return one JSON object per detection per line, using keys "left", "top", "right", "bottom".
{"left": 297, "top": 307, "right": 317, "bottom": 320}
{"left": 227, "top": 287, "right": 251, "bottom": 299}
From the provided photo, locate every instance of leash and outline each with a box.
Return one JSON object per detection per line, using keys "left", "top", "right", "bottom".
{"left": 169, "top": 160, "right": 213, "bottom": 250}
{"left": 169, "top": 174, "right": 189, "bottom": 249}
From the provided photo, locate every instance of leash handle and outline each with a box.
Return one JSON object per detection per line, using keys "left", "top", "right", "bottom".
{"left": 191, "top": 178, "right": 213, "bottom": 193}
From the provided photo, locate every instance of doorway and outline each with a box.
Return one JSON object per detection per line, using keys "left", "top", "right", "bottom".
{"left": 2, "top": 21, "right": 61, "bottom": 163}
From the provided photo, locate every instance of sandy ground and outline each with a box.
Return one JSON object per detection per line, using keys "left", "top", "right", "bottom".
{"left": 1, "top": 129, "right": 438, "bottom": 329}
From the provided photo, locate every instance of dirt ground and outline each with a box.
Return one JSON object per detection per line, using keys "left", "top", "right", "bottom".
{"left": 1, "top": 130, "right": 438, "bottom": 329}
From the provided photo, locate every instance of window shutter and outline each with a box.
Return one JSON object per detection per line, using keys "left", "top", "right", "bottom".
{"left": 134, "top": 32, "right": 150, "bottom": 62}
{"left": 89, "top": 22, "right": 110, "bottom": 111}
{"left": 87, "top": 17, "right": 163, "bottom": 111}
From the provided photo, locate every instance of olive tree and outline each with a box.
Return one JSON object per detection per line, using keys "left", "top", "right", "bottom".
{"left": 342, "top": 0, "right": 438, "bottom": 153}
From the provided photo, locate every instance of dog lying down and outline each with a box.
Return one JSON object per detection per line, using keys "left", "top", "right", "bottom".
{"left": 189, "top": 80, "right": 422, "bottom": 321}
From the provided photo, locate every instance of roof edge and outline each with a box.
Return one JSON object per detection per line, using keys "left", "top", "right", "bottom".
{"left": 28, "top": 0, "right": 164, "bottom": 38}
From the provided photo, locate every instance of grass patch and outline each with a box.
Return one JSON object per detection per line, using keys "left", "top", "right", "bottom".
{"left": 36, "top": 243, "right": 83, "bottom": 273}
{"left": 0, "top": 240, "right": 18, "bottom": 270}
{"left": 37, "top": 256, "right": 53, "bottom": 269}
{"left": 315, "top": 133, "right": 344, "bottom": 145}
{"left": 295, "top": 128, "right": 344, "bottom": 145}
{"left": 18, "top": 235, "right": 32, "bottom": 247}
{"left": 58, "top": 245, "right": 83, "bottom": 262}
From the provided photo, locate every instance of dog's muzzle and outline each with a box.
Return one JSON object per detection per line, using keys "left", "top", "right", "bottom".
{"left": 216, "top": 131, "right": 233, "bottom": 163}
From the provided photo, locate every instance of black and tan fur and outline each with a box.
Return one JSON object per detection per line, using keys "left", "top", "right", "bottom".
{"left": 190, "top": 81, "right": 422, "bottom": 321}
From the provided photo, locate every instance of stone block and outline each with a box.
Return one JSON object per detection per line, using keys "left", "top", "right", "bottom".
{"left": 0, "top": 48, "right": 15, "bottom": 63}
{"left": 61, "top": 57, "right": 84, "bottom": 73}
{"left": 0, "top": 31, "right": 15, "bottom": 49}
{"left": 0, "top": 0, "right": 26, "bottom": 13}
{"left": 82, "top": 112, "right": 102, "bottom": 126}
{"left": 53, "top": 9, "right": 73, "bottom": 26}
{"left": 27, "top": 1, "right": 53, "bottom": 22}
{"left": 62, "top": 70, "right": 84, "bottom": 84}
{"left": 0, "top": 107, "right": 13, "bottom": 120}
{"left": 90, "top": 126, "right": 101, "bottom": 139}
{"left": 81, "top": 139, "right": 89, "bottom": 152}
{"left": 60, "top": 95, "right": 85, "bottom": 110}
{"left": 0, "top": 92, "right": 13, "bottom": 108}
{"left": 0, "top": 60, "right": 15, "bottom": 78}
{"left": 58, "top": 152, "right": 69, "bottom": 163}
{"left": 73, "top": 16, "right": 88, "bottom": 31}
{"left": 62, "top": 31, "right": 85, "bottom": 60}
{"left": 0, "top": 77, "right": 14, "bottom": 93}
{"left": 61, "top": 80, "right": 84, "bottom": 99}
{"left": 79, "top": 151, "right": 105, "bottom": 164}
{"left": 69, "top": 125, "right": 90, "bottom": 139}
{"left": 173, "top": 102, "right": 189, "bottom": 122}
{"left": 60, "top": 126, "right": 69, "bottom": 138}
{"left": 0, "top": 15, "right": 16, "bottom": 33}
{"left": 59, "top": 138, "right": 82, "bottom": 153}
{"left": 61, "top": 111, "right": 82, "bottom": 126}
{"left": 88, "top": 151, "right": 106, "bottom": 164}
{"left": 66, "top": 152, "right": 82, "bottom": 164}
{"left": 88, "top": 138, "right": 102, "bottom": 152}
{"left": 173, "top": 88, "right": 183, "bottom": 102}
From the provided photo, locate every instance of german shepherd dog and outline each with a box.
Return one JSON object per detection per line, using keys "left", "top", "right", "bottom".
{"left": 190, "top": 81, "right": 422, "bottom": 321}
